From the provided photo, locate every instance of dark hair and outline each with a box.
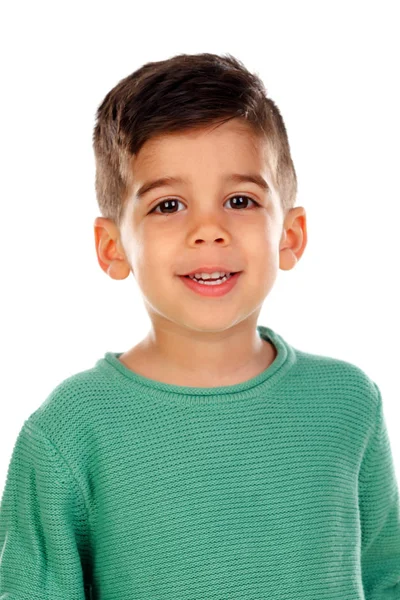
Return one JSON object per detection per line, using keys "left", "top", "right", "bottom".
{"left": 92, "top": 52, "right": 297, "bottom": 227}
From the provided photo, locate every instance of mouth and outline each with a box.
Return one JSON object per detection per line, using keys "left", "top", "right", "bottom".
{"left": 180, "top": 271, "right": 241, "bottom": 279}
{"left": 177, "top": 271, "right": 243, "bottom": 296}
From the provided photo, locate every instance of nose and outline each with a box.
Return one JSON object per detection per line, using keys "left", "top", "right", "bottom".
{"left": 185, "top": 205, "right": 233, "bottom": 245}
{"left": 189, "top": 227, "right": 230, "bottom": 246}
{"left": 194, "top": 236, "right": 225, "bottom": 245}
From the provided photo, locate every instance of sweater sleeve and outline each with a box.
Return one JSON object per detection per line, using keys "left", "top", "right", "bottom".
{"left": 359, "top": 382, "right": 400, "bottom": 599}
{"left": 0, "top": 420, "right": 93, "bottom": 599}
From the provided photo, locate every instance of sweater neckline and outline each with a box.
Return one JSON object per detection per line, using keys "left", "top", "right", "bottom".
{"left": 99, "top": 326, "right": 296, "bottom": 400}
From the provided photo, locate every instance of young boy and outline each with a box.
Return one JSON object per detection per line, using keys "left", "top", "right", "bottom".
{"left": 0, "top": 53, "right": 399, "bottom": 599}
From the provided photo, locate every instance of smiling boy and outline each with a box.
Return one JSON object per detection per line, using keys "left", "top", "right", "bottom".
{"left": 0, "top": 52, "right": 399, "bottom": 600}
{"left": 94, "top": 116, "right": 304, "bottom": 387}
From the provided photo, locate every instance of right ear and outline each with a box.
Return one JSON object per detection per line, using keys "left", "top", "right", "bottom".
{"left": 93, "top": 217, "right": 131, "bottom": 280}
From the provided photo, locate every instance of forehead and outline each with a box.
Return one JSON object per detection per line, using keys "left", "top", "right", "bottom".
{"left": 130, "top": 118, "right": 277, "bottom": 178}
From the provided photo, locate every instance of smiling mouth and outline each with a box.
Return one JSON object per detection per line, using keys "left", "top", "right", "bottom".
{"left": 182, "top": 271, "right": 240, "bottom": 279}
{"left": 178, "top": 271, "right": 243, "bottom": 295}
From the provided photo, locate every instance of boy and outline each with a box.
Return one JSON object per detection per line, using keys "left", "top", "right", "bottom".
{"left": 0, "top": 52, "right": 399, "bottom": 599}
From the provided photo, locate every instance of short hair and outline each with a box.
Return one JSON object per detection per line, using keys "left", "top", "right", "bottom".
{"left": 92, "top": 52, "right": 297, "bottom": 227}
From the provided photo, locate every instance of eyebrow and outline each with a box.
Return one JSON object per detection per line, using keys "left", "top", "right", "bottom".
{"left": 135, "top": 173, "right": 270, "bottom": 201}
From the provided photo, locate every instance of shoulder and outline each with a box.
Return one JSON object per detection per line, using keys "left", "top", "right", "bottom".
{"left": 289, "top": 344, "right": 379, "bottom": 420}
{"left": 24, "top": 361, "right": 108, "bottom": 454}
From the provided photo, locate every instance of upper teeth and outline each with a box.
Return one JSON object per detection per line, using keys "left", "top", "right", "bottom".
{"left": 190, "top": 272, "right": 229, "bottom": 280}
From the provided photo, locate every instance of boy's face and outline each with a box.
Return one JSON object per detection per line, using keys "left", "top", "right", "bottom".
{"left": 95, "top": 117, "right": 306, "bottom": 334}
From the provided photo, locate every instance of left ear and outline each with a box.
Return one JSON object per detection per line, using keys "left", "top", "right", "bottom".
{"left": 279, "top": 206, "right": 308, "bottom": 271}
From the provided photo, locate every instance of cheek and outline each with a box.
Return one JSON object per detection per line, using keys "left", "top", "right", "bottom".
{"left": 135, "top": 237, "right": 177, "bottom": 276}
{"left": 243, "top": 230, "right": 280, "bottom": 275}
{"left": 242, "top": 226, "right": 275, "bottom": 254}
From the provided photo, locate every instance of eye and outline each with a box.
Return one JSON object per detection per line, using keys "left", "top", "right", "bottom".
{"left": 148, "top": 194, "right": 260, "bottom": 215}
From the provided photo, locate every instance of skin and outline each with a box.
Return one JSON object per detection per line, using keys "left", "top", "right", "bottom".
{"left": 94, "top": 117, "right": 307, "bottom": 386}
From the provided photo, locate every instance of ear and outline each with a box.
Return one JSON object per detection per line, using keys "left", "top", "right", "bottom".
{"left": 93, "top": 217, "right": 131, "bottom": 280}
{"left": 279, "top": 207, "right": 308, "bottom": 271}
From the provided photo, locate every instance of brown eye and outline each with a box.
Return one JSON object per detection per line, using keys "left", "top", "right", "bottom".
{"left": 226, "top": 195, "right": 259, "bottom": 209}
{"left": 148, "top": 194, "right": 259, "bottom": 215}
{"left": 149, "top": 199, "right": 184, "bottom": 215}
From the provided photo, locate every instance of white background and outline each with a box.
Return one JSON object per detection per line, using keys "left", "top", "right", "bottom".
{"left": 1, "top": 1, "right": 399, "bottom": 494}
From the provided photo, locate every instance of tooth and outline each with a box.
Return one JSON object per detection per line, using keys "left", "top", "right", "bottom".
{"left": 193, "top": 272, "right": 226, "bottom": 280}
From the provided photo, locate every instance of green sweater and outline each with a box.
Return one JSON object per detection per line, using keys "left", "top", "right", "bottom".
{"left": 1, "top": 325, "right": 399, "bottom": 599}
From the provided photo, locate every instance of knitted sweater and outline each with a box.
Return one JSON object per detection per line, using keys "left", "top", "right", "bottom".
{"left": 0, "top": 325, "right": 399, "bottom": 599}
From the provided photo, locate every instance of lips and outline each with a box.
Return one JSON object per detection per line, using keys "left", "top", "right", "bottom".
{"left": 179, "top": 270, "right": 242, "bottom": 296}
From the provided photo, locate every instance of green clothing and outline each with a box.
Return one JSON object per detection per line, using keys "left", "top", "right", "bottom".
{"left": 1, "top": 325, "right": 399, "bottom": 599}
